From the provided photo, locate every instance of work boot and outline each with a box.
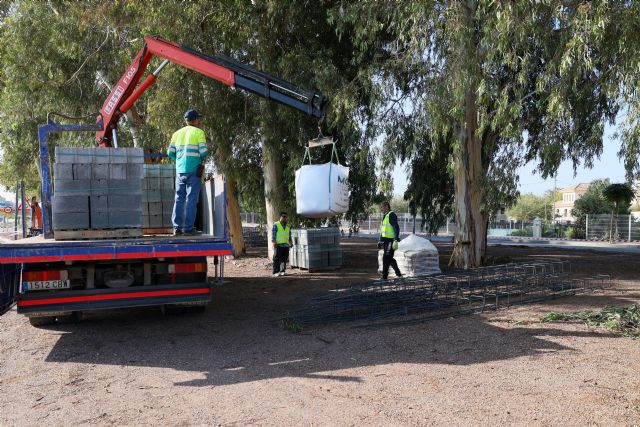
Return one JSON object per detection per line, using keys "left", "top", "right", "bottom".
{"left": 183, "top": 229, "right": 202, "bottom": 236}
{"left": 173, "top": 228, "right": 183, "bottom": 236}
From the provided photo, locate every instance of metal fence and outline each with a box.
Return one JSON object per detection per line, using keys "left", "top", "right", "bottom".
{"left": 585, "top": 214, "right": 640, "bottom": 241}
{"left": 240, "top": 212, "right": 640, "bottom": 242}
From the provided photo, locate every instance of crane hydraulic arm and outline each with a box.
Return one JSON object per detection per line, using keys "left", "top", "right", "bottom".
{"left": 97, "top": 36, "right": 328, "bottom": 146}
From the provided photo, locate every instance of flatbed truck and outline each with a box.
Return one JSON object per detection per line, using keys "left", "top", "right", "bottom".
{"left": 0, "top": 36, "right": 327, "bottom": 325}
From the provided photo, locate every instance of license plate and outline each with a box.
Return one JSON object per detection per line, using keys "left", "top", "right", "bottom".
{"left": 23, "top": 280, "right": 70, "bottom": 291}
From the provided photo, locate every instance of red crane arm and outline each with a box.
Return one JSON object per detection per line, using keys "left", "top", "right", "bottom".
{"left": 97, "top": 36, "right": 235, "bottom": 146}
{"left": 96, "top": 36, "right": 327, "bottom": 147}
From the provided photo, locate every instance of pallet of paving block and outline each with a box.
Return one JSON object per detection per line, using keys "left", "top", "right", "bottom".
{"left": 142, "top": 227, "right": 173, "bottom": 236}
{"left": 53, "top": 228, "right": 143, "bottom": 241}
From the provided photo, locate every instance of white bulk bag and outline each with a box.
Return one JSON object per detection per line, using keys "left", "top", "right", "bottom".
{"left": 295, "top": 163, "right": 349, "bottom": 218}
{"left": 377, "top": 234, "right": 441, "bottom": 277}
{"left": 295, "top": 145, "right": 349, "bottom": 218}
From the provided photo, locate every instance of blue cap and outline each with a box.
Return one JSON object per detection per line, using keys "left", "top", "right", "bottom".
{"left": 184, "top": 109, "right": 202, "bottom": 121}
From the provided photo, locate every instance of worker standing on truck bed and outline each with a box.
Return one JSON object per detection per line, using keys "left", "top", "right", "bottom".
{"left": 378, "top": 201, "right": 402, "bottom": 280}
{"left": 272, "top": 212, "right": 292, "bottom": 277}
{"left": 168, "top": 109, "right": 208, "bottom": 236}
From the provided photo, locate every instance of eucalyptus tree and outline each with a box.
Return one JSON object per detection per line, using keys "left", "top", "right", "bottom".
{"left": 335, "top": 1, "right": 640, "bottom": 267}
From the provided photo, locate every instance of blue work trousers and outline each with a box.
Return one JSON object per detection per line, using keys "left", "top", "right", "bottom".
{"left": 172, "top": 172, "right": 201, "bottom": 232}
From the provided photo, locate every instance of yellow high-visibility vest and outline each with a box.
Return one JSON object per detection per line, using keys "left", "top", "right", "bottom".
{"left": 380, "top": 211, "right": 395, "bottom": 239}
{"left": 275, "top": 221, "right": 291, "bottom": 244}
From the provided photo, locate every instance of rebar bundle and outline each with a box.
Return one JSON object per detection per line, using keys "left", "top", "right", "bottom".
{"left": 281, "top": 260, "right": 612, "bottom": 329}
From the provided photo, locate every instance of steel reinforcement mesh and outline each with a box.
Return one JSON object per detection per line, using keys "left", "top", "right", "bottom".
{"left": 281, "top": 260, "right": 612, "bottom": 329}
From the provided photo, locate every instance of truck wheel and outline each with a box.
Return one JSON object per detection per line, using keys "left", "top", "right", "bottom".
{"left": 28, "top": 316, "right": 56, "bottom": 327}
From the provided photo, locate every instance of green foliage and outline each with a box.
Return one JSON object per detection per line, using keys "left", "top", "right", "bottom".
{"left": 0, "top": 0, "right": 381, "bottom": 224}
{"left": 541, "top": 305, "right": 640, "bottom": 339}
{"left": 507, "top": 193, "right": 547, "bottom": 221}
{"left": 603, "top": 183, "right": 635, "bottom": 213}
{"left": 563, "top": 226, "right": 575, "bottom": 239}
{"left": 571, "top": 179, "right": 613, "bottom": 238}
{"left": 332, "top": 1, "right": 640, "bottom": 266}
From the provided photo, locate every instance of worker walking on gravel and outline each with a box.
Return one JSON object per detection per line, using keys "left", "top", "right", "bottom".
{"left": 272, "top": 212, "right": 292, "bottom": 277}
{"left": 378, "top": 201, "right": 402, "bottom": 280}
{"left": 167, "top": 109, "right": 208, "bottom": 236}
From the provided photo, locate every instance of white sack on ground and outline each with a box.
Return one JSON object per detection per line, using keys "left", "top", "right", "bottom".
{"left": 295, "top": 162, "right": 349, "bottom": 218}
{"left": 377, "top": 234, "right": 441, "bottom": 277}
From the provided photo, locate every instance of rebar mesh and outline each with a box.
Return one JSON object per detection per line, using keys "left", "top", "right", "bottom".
{"left": 281, "top": 260, "right": 612, "bottom": 329}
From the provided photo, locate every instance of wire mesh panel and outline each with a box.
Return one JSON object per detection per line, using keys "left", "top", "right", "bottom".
{"left": 281, "top": 260, "right": 611, "bottom": 329}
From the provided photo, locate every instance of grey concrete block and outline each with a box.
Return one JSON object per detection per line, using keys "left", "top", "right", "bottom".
{"left": 146, "top": 177, "right": 161, "bottom": 190}
{"left": 108, "top": 195, "right": 142, "bottom": 212}
{"left": 142, "top": 215, "right": 151, "bottom": 228}
{"left": 73, "top": 164, "right": 92, "bottom": 180}
{"left": 161, "top": 189, "right": 175, "bottom": 201}
{"left": 54, "top": 180, "right": 91, "bottom": 196}
{"left": 148, "top": 202, "right": 162, "bottom": 215}
{"left": 160, "top": 166, "right": 175, "bottom": 177}
{"left": 90, "top": 212, "right": 109, "bottom": 229}
{"left": 109, "top": 163, "right": 127, "bottom": 180}
{"left": 89, "top": 195, "right": 109, "bottom": 213}
{"left": 142, "top": 202, "right": 149, "bottom": 215}
{"left": 127, "top": 163, "right": 144, "bottom": 180}
{"left": 53, "top": 163, "right": 74, "bottom": 180}
{"left": 53, "top": 212, "right": 90, "bottom": 230}
{"left": 146, "top": 190, "right": 161, "bottom": 202}
{"left": 92, "top": 163, "right": 109, "bottom": 180}
{"left": 52, "top": 195, "right": 89, "bottom": 213}
{"left": 162, "top": 217, "right": 173, "bottom": 227}
{"left": 90, "top": 148, "right": 109, "bottom": 163}
{"left": 108, "top": 179, "right": 142, "bottom": 195}
{"left": 161, "top": 177, "right": 175, "bottom": 189}
{"left": 55, "top": 147, "right": 76, "bottom": 164}
{"left": 109, "top": 210, "right": 141, "bottom": 228}
{"left": 149, "top": 214, "right": 163, "bottom": 228}
{"left": 145, "top": 165, "right": 161, "bottom": 177}
{"left": 75, "top": 148, "right": 93, "bottom": 164}
{"left": 109, "top": 148, "right": 128, "bottom": 164}
{"left": 91, "top": 180, "right": 110, "bottom": 196}
{"left": 127, "top": 148, "right": 144, "bottom": 164}
{"left": 162, "top": 201, "right": 174, "bottom": 216}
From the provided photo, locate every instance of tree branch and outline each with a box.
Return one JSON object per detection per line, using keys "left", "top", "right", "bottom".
{"left": 64, "top": 29, "right": 111, "bottom": 86}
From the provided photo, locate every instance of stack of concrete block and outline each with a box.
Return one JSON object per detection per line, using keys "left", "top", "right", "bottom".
{"left": 52, "top": 147, "right": 144, "bottom": 231}
{"left": 142, "top": 164, "right": 175, "bottom": 229}
{"left": 290, "top": 228, "right": 342, "bottom": 269}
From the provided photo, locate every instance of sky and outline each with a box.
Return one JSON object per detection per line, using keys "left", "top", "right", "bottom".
{"left": 392, "top": 122, "right": 629, "bottom": 197}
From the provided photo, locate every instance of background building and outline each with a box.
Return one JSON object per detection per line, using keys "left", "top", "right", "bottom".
{"left": 554, "top": 183, "right": 590, "bottom": 222}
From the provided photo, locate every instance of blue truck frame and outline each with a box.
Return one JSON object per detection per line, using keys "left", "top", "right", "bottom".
{"left": 0, "top": 118, "right": 233, "bottom": 321}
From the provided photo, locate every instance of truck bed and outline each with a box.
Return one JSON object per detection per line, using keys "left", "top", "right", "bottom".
{"left": 0, "top": 234, "right": 232, "bottom": 263}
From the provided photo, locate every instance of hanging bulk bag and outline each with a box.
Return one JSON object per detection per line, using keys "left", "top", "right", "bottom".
{"left": 295, "top": 144, "right": 349, "bottom": 218}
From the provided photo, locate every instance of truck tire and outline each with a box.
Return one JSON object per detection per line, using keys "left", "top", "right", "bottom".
{"left": 28, "top": 316, "right": 56, "bottom": 327}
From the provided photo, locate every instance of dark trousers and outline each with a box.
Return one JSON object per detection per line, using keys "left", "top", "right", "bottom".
{"left": 381, "top": 239, "right": 402, "bottom": 279}
{"left": 273, "top": 245, "right": 290, "bottom": 274}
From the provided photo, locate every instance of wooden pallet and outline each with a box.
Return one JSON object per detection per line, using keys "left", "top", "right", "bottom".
{"left": 143, "top": 227, "right": 173, "bottom": 236}
{"left": 54, "top": 228, "right": 143, "bottom": 241}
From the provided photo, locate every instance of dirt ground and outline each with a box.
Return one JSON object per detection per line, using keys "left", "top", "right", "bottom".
{"left": 1, "top": 238, "right": 639, "bottom": 426}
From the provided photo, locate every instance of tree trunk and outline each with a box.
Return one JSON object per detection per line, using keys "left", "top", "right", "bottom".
{"left": 225, "top": 177, "right": 246, "bottom": 258}
{"left": 262, "top": 139, "right": 282, "bottom": 260}
{"left": 451, "top": 88, "right": 487, "bottom": 269}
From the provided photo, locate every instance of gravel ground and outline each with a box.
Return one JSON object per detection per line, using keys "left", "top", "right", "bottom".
{"left": 1, "top": 238, "right": 639, "bottom": 426}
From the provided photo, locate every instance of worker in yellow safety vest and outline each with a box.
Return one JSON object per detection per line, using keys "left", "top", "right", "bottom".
{"left": 272, "top": 212, "right": 293, "bottom": 277}
{"left": 378, "top": 201, "right": 402, "bottom": 280}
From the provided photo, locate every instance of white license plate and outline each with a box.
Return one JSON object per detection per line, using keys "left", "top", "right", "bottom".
{"left": 23, "top": 280, "right": 70, "bottom": 291}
